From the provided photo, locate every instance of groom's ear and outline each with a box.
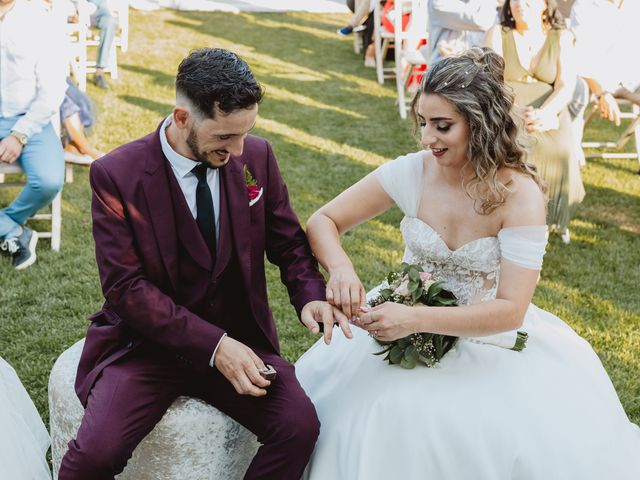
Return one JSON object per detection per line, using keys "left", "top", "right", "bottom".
{"left": 172, "top": 106, "right": 191, "bottom": 129}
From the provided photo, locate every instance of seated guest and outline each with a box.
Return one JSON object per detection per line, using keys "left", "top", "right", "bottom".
{"left": 425, "top": 0, "right": 499, "bottom": 65}
{"left": 60, "top": 78, "right": 103, "bottom": 163}
{"left": 87, "top": 0, "right": 118, "bottom": 89}
{"left": 485, "top": 0, "right": 583, "bottom": 244}
{"left": 337, "top": 0, "right": 375, "bottom": 36}
{"left": 0, "top": 0, "right": 67, "bottom": 269}
{"left": 338, "top": 0, "right": 378, "bottom": 68}
{"left": 570, "top": 0, "right": 640, "bottom": 125}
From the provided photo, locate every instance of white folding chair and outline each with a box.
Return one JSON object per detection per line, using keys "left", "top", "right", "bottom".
{"left": 67, "top": 16, "right": 89, "bottom": 92}
{"left": 373, "top": 0, "right": 396, "bottom": 84}
{"left": 115, "top": 0, "right": 130, "bottom": 53}
{"left": 393, "top": 0, "right": 428, "bottom": 119}
{"left": 0, "top": 165, "right": 62, "bottom": 252}
{"left": 582, "top": 99, "right": 640, "bottom": 172}
{"left": 0, "top": 115, "right": 76, "bottom": 251}
{"left": 75, "top": 0, "right": 130, "bottom": 83}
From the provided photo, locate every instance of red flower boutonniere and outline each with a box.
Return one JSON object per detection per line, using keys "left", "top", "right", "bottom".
{"left": 244, "top": 164, "right": 263, "bottom": 206}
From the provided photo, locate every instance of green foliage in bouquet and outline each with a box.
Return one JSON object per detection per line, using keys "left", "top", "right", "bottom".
{"left": 369, "top": 263, "right": 459, "bottom": 368}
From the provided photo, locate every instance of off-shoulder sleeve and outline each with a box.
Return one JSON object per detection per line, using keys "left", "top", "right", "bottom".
{"left": 498, "top": 225, "right": 548, "bottom": 270}
{"left": 375, "top": 151, "right": 424, "bottom": 217}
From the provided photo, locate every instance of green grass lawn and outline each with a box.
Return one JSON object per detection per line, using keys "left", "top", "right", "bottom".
{"left": 1, "top": 10, "right": 638, "bottom": 427}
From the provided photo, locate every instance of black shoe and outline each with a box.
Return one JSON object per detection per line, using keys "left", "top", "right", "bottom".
{"left": 1, "top": 227, "right": 38, "bottom": 270}
{"left": 94, "top": 72, "right": 109, "bottom": 89}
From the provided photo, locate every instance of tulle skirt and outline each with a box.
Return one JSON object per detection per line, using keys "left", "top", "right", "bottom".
{"left": 296, "top": 304, "right": 640, "bottom": 479}
{"left": 0, "top": 357, "right": 51, "bottom": 480}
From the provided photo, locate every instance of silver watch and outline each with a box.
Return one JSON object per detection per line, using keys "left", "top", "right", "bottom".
{"left": 10, "top": 131, "right": 28, "bottom": 146}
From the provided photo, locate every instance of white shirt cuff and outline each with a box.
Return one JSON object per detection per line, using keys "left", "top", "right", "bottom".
{"left": 209, "top": 333, "right": 227, "bottom": 367}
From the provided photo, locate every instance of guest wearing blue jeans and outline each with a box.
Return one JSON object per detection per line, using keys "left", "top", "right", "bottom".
{"left": 0, "top": 0, "right": 67, "bottom": 269}
{"left": 88, "top": 0, "right": 118, "bottom": 89}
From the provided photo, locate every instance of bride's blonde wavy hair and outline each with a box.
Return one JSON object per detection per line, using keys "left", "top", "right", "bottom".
{"left": 412, "top": 47, "right": 545, "bottom": 214}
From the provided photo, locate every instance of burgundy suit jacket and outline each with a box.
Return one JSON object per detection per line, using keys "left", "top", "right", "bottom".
{"left": 75, "top": 123, "right": 326, "bottom": 406}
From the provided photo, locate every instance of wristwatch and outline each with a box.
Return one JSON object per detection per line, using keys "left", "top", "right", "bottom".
{"left": 9, "top": 130, "right": 28, "bottom": 146}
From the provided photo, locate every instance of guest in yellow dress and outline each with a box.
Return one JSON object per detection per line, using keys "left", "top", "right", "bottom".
{"left": 486, "top": 0, "right": 584, "bottom": 243}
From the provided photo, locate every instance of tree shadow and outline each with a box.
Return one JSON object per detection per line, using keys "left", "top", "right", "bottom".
{"left": 120, "top": 95, "right": 173, "bottom": 116}
{"left": 165, "top": 11, "right": 413, "bottom": 160}
{"left": 119, "top": 64, "right": 175, "bottom": 88}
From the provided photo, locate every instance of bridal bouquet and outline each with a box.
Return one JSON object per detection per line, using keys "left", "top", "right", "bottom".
{"left": 368, "top": 263, "right": 528, "bottom": 369}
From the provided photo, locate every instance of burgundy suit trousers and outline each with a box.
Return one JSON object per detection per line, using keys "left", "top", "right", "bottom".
{"left": 58, "top": 345, "right": 319, "bottom": 480}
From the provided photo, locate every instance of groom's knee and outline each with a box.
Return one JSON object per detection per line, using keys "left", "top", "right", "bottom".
{"left": 59, "top": 435, "right": 131, "bottom": 479}
{"left": 270, "top": 397, "right": 320, "bottom": 450}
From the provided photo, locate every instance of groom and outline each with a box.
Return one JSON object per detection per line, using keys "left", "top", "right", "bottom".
{"left": 59, "top": 48, "right": 347, "bottom": 479}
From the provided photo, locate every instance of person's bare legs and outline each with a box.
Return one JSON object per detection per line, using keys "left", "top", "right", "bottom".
{"left": 63, "top": 113, "right": 103, "bottom": 160}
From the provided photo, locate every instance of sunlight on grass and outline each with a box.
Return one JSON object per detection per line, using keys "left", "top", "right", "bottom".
{"left": 166, "top": 31, "right": 332, "bottom": 82}
{"left": 287, "top": 11, "right": 347, "bottom": 27}
{"left": 262, "top": 83, "right": 366, "bottom": 119}
{"left": 328, "top": 70, "right": 398, "bottom": 99}
{"left": 1, "top": 10, "right": 638, "bottom": 427}
{"left": 240, "top": 14, "right": 341, "bottom": 40}
{"left": 258, "top": 117, "right": 387, "bottom": 166}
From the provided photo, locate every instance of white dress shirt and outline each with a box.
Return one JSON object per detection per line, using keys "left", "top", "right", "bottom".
{"left": 0, "top": 0, "right": 67, "bottom": 138}
{"left": 159, "top": 115, "right": 225, "bottom": 367}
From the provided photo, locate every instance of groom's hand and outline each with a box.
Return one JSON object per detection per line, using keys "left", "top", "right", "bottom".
{"left": 214, "top": 337, "right": 271, "bottom": 397}
{"left": 301, "top": 300, "right": 352, "bottom": 345}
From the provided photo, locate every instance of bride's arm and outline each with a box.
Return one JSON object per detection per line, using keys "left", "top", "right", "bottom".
{"left": 307, "top": 172, "right": 396, "bottom": 321}
{"left": 358, "top": 176, "right": 547, "bottom": 340}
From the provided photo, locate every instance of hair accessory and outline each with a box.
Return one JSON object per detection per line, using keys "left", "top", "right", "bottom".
{"left": 444, "top": 81, "right": 449, "bottom": 86}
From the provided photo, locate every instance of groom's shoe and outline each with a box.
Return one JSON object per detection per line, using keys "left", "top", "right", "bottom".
{"left": 0, "top": 227, "right": 38, "bottom": 270}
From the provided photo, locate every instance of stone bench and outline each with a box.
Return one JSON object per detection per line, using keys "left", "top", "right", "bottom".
{"left": 48, "top": 339, "right": 260, "bottom": 479}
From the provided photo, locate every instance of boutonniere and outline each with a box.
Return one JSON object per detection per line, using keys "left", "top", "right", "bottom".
{"left": 243, "top": 164, "right": 263, "bottom": 207}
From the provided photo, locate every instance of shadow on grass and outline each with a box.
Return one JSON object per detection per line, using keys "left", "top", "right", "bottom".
{"left": 583, "top": 155, "right": 640, "bottom": 176}
{"left": 120, "top": 95, "right": 173, "bottom": 116}
{"left": 119, "top": 64, "right": 175, "bottom": 88}
{"left": 166, "top": 11, "right": 412, "bottom": 161}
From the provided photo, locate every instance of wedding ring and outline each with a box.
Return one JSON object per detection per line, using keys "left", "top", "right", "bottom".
{"left": 368, "top": 330, "right": 378, "bottom": 339}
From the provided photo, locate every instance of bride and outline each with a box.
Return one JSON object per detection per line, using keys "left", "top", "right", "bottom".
{"left": 0, "top": 357, "right": 51, "bottom": 479}
{"left": 295, "top": 47, "right": 640, "bottom": 479}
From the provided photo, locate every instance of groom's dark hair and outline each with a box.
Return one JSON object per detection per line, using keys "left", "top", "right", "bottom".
{"left": 176, "top": 48, "right": 263, "bottom": 119}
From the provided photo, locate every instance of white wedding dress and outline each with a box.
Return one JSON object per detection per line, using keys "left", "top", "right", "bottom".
{"left": 0, "top": 357, "right": 52, "bottom": 480}
{"left": 296, "top": 152, "right": 640, "bottom": 480}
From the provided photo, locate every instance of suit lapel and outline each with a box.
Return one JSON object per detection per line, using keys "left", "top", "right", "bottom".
{"left": 142, "top": 124, "right": 212, "bottom": 284}
{"left": 222, "top": 159, "right": 252, "bottom": 290}
{"left": 141, "top": 133, "right": 181, "bottom": 291}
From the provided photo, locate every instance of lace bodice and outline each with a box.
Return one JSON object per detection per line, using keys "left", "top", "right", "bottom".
{"left": 377, "top": 151, "right": 547, "bottom": 305}
{"left": 401, "top": 217, "right": 500, "bottom": 304}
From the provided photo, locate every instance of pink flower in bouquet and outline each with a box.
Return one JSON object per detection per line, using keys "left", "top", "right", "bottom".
{"left": 419, "top": 271, "right": 432, "bottom": 281}
{"left": 394, "top": 278, "right": 411, "bottom": 298}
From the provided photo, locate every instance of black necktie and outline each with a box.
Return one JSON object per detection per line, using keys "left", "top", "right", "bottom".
{"left": 192, "top": 164, "right": 217, "bottom": 265}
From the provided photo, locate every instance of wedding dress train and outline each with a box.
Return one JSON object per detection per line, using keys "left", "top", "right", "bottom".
{"left": 0, "top": 357, "right": 51, "bottom": 480}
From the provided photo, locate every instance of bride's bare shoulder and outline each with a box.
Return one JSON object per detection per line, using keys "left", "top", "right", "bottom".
{"left": 502, "top": 172, "right": 546, "bottom": 226}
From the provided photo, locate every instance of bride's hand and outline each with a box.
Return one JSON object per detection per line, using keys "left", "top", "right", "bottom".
{"left": 326, "top": 266, "right": 367, "bottom": 320}
{"left": 356, "top": 303, "right": 416, "bottom": 341}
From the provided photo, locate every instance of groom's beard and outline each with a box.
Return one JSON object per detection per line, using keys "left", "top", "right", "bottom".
{"left": 186, "top": 128, "right": 229, "bottom": 169}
